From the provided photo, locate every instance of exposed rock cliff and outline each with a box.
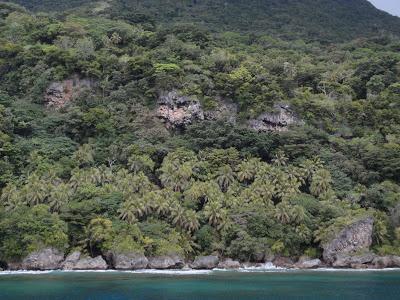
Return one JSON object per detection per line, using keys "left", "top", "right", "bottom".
{"left": 148, "top": 255, "right": 184, "bottom": 270}
{"left": 61, "top": 252, "right": 107, "bottom": 270}
{"left": 21, "top": 248, "right": 64, "bottom": 270}
{"left": 294, "top": 256, "right": 322, "bottom": 269}
{"left": 323, "top": 217, "right": 374, "bottom": 264}
{"left": 44, "top": 76, "right": 94, "bottom": 109}
{"left": 217, "top": 258, "right": 241, "bottom": 269}
{"left": 191, "top": 256, "right": 219, "bottom": 269}
{"left": 332, "top": 253, "right": 376, "bottom": 268}
{"left": 249, "top": 103, "right": 302, "bottom": 132}
{"left": 157, "top": 91, "right": 204, "bottom": 128}
{"left": 111, "top": 252, "right": 149, "bottom": 270}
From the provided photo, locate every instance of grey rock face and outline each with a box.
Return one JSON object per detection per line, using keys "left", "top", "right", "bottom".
{"left": 45, "top": 76, "right": 94, "bottom": 109}
{"left": 204, "top": 100, "right": 238, "bottom": 124}
{"left": 62, "top": 251, "right": 81, "bottom": 270}
{"left": 148, "top": 255, "right": 184, "bottom": 270}
{"left": 372, "top": 256, "right": 400, "bottom": 269}
{"left": 71, "top": 256, "right": 108, "bottom": 270}
{"left": 272, "top": 257, "right": 295, "bottom": 268}
{"left": 249, "top": 103, "right": 303, "bottom": 132}
{"left": 217, "top": 258, "right": 241, "bottom": 269}
{"left": 191, "top": 256, "right": 219, "bottom": 269}
{"left": 112, "top": 253, "right": 148, "bottom": 270}
{"left": 295, "top": 257, "right": 322, "bottom": 269}
{"left": 332, "top": 253, "right": 376, "bottom": 268}
{"left": 323, "top": 217, "right": 374, "bottom": 264}
{"left": 21, "top": 248, "right": 64, "bottom": 270}
{"left": 157, "top": 91, "right": 204, "bottom": 128}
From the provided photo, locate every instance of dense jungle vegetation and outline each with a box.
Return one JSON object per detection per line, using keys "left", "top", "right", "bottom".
{"left": 0, "top": 0, "right": 400, "bottom": 263}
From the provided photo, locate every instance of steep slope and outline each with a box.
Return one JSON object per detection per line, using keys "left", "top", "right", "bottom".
{"left": 7, "top": 0, "right": 400, "bottom": 41}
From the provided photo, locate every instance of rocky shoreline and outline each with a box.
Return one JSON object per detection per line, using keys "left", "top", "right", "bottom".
{"left": 2, "top": 216, "right": 399, "bottom": 272}
{"left": 2, "top": 249, "right": 400, "bottom": 272}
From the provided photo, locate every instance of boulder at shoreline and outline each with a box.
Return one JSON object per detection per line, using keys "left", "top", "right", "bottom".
{"left": 148, "top": 255, "right": 184, "bottom": 270}
{"left": 191, "top": 256, "right": 219, "bottom": 269}
{"left": 112, "top": 253, "right": 148, "bottom": 270}
{"left": 323, "top": 217, "right": 374, "bottom": 264}
{"left": 21, "top": 248, "right": 64, "bottom": 270}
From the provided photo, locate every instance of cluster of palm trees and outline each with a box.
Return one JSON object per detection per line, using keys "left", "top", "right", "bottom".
{"left": 0, "top": 149, "right": 335, "bottom": 237}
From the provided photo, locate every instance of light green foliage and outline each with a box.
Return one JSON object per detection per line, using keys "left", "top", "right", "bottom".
{"left": 0, "top": 204, "right": 68, "bottom": 261}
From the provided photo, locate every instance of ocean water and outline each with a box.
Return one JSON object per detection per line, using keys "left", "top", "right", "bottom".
{"left": 1, "top": 269, "right": 400, "bottom": 300}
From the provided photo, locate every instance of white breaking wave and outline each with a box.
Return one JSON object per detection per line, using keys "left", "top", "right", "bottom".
{"left": 1, "top": 266, "right": 399, "bottom": 276}
{"left": 238, "top": 262, "right": 287, "bottom": 272}
{"left": 0, "top": 270, "right": 53, "bottom": 275}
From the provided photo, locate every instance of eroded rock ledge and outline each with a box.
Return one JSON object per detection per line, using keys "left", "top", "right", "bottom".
{"left": 4, "top": 250, "right": 400, "bottom": 271}
{"left": 156, "top": 90, "right": 204, "bottom": 128}
{"left": 2, "top": 220, "right": 399, "bottom": 271}
{"left": 44, "top": 76, "right": 94, "bottom": 109}
{"left": 323, "top": 217, "right": 374, "bottom": 264}
{"left": 248, "top": 103, "right": 303, "bottom": 132}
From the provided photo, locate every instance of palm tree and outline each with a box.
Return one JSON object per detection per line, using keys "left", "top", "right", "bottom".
{"left": 183, "top": 210, "right": 200, "bottom": 232}
{"left": 73, "top": 144, "right": 94, "bottom": 167}
{"left": 24, "top": 174, "right": 49, "bottom": 206}
{"left": 153, "top": 191, "right": 170, "bottom": 216}
{"left": 0, "top": 184, "right": 22, "bottom": 211}
{"left": 86, "top": 217, "right": 113, "bottom": 256}
{"left": 98, "top": 165, "right": 114, "bottom": 184}
{"left": 118, "top": 201, "right": 138, "bottom": 224}
{"left": 251, "top": 179, "right": 275, "bottom": 205}
{"left": 300, "top": 157, "right": 323, "bottom": 181}
{"left": 184, "top": 181, "right": 222, "bottom": 207}
{"left": 204, "top": 200, "right": 227, "bottom": 230}
{"left": 48, "top": 183, "right": 71, "bottom": 212}
{"left": 290, "top": 205, "right": 307, "bottom": 224}
{"left": 88, "top": 167, "right": 102, "bottom": 185}
{"left": 237, "top": 158, "right": 260, "bottom": 182}
{"left": 128, "top": 154, "right": 155, "bottom": 174}
{"left": 274, "top": 202, "right": 291, "bottom": 224}
{"left": 272, "top": 169, "right": 300, "bottom": 201}
{"left": 69, "top": 168, "right": 85, "bottom": 190}
{"left": 295, "top": 224, "right": 311, "bottom": 242}
{"left": 310, "top": 169, "right": 332, "bottom": 198}
{"left": 216, "top": 165, "right": 235, "bottom": 192}
{"left": 133, "top": 172, "right": 154, "bottom": 195}
{"left": 170, "top": 205, "right": 186, "bottom": 228}
{"left": 272, "top": 151, "right": 288, "bottom": 167}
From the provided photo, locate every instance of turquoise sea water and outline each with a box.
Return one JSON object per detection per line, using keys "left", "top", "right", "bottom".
{"left": 1, "top": 270, "right": 400, "bottom": 300}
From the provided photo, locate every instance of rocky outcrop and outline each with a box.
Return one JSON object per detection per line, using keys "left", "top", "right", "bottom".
{"left": 45, "top": 76, "right": 94, "bottom": 109}
{"left": 112, "top": 253, "right": 148, "bottom": 270}
{"left": 62, "top": 252, "right": 107, "bottom": 270}
{"left": 249, "top": 103, "right": 302, "bottom": 132}
{"left": 372, "top": 256, "right": 400, "bottom": 269}
{"left": 295, "top": 257, "right": 322, "bottom": 269}
{"left": 217, "top": 258, "right": 241, "bottom": 269}
{"left": 157, "top": 91, "right": 204, "bottom": 128}
{"left": 61, "top": 251, "right": 81, "bottom": 270}
{"left": 21, "top": 248, "right": 64, "bottom": 270}
{"left": 332, "top": 253, "right": 376, "bottom": 268}
{"left": 72, "top": 256, "right": 108, "bottom": 270}
{"left": 148, "top": 255, "right": 184, "bottom": 270}
{"left": 273, "top": 257, "right": 295, "bottom": 268}
{"left": 204, "top": 100, "right": 238, "bottom": 124}
{"left": 323, "top": 217, "right": 374, "bottom": 264}
{"left": 191, "top": 256, "right": 219, "bottom": 269}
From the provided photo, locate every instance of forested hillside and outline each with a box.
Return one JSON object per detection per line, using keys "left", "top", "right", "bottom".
{"left": 7, "top": 0, "right": 400, "bottom": 41}
{"left": 0, "top": 0, "right": 400, "bottom": 267}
